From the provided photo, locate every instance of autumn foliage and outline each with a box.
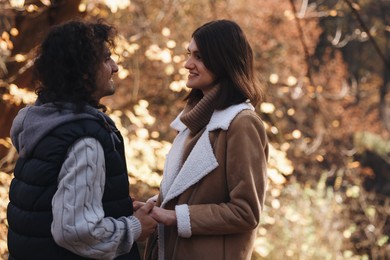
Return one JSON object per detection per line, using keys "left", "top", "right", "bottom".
{"left": 1, "top": 0, "right": 389, "bottom": 259}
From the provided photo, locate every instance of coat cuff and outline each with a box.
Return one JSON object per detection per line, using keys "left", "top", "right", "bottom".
{"left": 175, "top": 204, "right": 191, "bottom": 238}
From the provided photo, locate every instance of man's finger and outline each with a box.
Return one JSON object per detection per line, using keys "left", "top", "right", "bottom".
{"left": 142, "top": 201, "right": 155, "bottom": 213}
{"left": 133, "top": 201, "right": 145, "bottom": 210}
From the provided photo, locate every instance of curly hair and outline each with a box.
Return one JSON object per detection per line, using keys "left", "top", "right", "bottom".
{"left": 34, "top": 19, "right": 116, "bottom": 111}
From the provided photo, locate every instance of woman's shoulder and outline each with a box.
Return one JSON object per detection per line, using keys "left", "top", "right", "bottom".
{"left": 233, "top": 108, "right": 263, "bottom": 123}
{"left": 229, "top": 109, "right": 267, "bottom": 133}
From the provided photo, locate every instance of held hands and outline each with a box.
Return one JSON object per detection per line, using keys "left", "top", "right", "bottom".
{"left": 133, "top": 199, "right": 177, "bottom": 227}
{"left": 133, "top": 201, "right": 157, "bottom": 241}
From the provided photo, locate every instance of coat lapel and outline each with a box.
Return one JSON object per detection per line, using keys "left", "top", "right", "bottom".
{"left": 159, "top": 128, "right": 188, "bottom": 202}
{"left": 160, "top": 102, "right": 254, "bottom": 207}
{"left": 161, "top": 129, "right": 218, "bottom": 207}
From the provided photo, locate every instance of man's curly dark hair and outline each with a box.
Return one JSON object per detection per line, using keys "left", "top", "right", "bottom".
{"left": 34, "top": 20, "right": 116, "bottom": 111}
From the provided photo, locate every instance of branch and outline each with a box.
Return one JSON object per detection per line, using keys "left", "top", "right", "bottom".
{"left": 328, "top": 23, "right": 356, "bottom": 48}
{"left": 288, "top": 0, "right": 315, "bottom": 87}
{"left": 343, "top": 0, "right": 390, "bottom": 72}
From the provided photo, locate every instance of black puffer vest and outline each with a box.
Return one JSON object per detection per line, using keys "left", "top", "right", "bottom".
{"left": 7, "top": 118, "right": 140, "bottom": 260}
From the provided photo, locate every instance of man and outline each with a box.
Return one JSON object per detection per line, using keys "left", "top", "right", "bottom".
{"left": 7, "top": 20, "right": 156, "bottom": 259}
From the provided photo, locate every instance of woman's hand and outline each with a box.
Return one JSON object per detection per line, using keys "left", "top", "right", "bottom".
{"left": 146, "top": 194, "right": 158, "bottom": 204}
{"left": 133, "top": 194, "right": 158, "bottom": 211}
{"left": 150, "top": 207, "right": 177, "bottom": 226}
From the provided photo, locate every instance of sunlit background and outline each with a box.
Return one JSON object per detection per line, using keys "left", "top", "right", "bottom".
{"left": 1, "top": 0, "right": 389, "bottom": 259}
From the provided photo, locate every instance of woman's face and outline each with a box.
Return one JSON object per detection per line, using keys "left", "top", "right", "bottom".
{"left": 184, "top": 38, "right": 215, "bottom": 94}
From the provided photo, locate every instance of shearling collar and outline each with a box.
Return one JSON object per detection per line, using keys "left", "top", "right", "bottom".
{"left": 161, "top": 102, "right": 254, "bottom": 207}
{"left": 171, "top": 102, "right": 254, "bottom": 132}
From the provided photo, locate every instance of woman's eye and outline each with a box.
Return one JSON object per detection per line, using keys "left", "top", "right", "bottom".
{"left": 186, "top": 51, "right": 201, "bottom": 60}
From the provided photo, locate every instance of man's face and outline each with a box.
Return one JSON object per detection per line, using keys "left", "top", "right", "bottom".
{"left": 93, "top": 48, "right": 119, "bottom": 100}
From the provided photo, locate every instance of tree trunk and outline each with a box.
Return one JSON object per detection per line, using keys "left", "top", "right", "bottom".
{"left": 0, "top": 0, "right": 83, "bottom": 159}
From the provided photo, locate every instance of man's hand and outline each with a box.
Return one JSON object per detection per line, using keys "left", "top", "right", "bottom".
{"left": 133, "top": 200, "right": 145, "bottom": 211}
{"left": 133, "top": 201, "right": 157, "bottom": 241}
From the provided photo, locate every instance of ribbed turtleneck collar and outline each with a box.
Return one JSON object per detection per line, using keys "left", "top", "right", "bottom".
{"left": 180, "top": 85, "right": 220, "bottom": 135}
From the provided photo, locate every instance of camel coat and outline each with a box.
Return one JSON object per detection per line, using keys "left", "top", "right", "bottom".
{"left": 145, "top": 103, "right": 268, "bottom": 260}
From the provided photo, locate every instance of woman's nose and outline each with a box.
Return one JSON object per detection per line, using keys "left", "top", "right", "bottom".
{"left": 184, "top": 58, "right": 193, "bottom": 69}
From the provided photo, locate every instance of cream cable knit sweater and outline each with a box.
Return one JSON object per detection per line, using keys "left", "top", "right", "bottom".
{"left": 51, "top": 137, "right": 141, "bottom": 260}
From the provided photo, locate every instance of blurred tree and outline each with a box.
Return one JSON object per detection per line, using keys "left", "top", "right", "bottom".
{"left": 315, "top": 0, "right": 390, "bottom": 129}
{"left": 0, "top": 0, "right": 389, "bottom": 258}
{"left": 0, "top": 0, "right": 83, "bottom": 158}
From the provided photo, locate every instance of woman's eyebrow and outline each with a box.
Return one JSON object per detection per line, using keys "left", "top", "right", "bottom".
{"left": 187, "top": 48, "right": 199, "bottom": 54}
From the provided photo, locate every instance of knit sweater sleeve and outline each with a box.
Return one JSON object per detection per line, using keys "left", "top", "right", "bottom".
{"left": 51, "top": 137, "right": 141, "bottom": 260}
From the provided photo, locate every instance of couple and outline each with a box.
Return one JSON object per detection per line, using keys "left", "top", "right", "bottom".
{"left": 7, "top": 19, "right": 268, "bottom": 260}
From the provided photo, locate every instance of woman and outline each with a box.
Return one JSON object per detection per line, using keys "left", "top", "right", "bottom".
{"left": 144, "top": 19, "right": 269, "bottom": 260}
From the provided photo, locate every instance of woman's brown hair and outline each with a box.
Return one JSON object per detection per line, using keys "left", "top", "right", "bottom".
{"left": 186, "top": 19, "right": 263, "bottom": 109}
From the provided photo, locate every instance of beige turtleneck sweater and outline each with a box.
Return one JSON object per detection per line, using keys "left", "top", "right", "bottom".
{"left": 179, "top": 85, "right": 220, "bottom": 165}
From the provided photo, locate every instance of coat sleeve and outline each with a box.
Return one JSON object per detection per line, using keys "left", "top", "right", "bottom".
{"left": 51, "top": 137, "right": 142, "bottom": 259}
{"left": 187, "top": 111, "right": 268, "bottom": 235}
